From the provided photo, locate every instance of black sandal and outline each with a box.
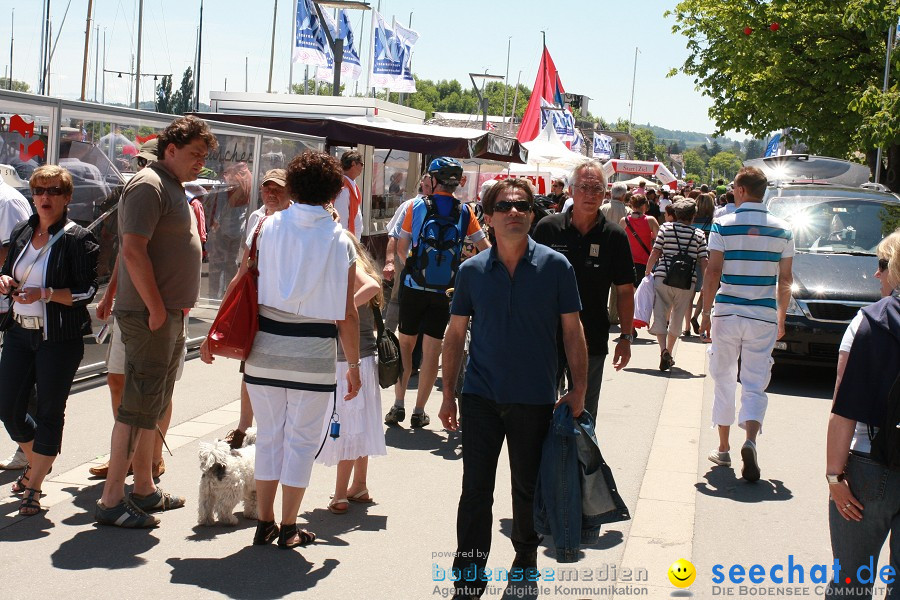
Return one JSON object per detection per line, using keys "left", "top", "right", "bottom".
{"left": 11, "top": 464, "right": 30, "bottom": 495}
{"left": 253, "top": 520, "right": 279, "bottom": 545}
{"left": 277, "top": 523, "right": 316, "bottom": 549}
{"left": 19, "top": 487, "right": 41, "bottom": 517}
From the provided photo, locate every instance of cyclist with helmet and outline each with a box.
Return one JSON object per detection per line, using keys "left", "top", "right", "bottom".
{"left": 385, "top": 158, "right": 489, "bottom": 428}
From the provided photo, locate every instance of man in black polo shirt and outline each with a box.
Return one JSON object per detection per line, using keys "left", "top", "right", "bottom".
{"left": 533, "top": 159, "right": 636, "bottom": 417}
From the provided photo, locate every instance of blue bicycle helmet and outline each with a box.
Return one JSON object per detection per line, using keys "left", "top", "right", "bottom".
{"left": 427, "top": 157, "right": 464, "bottom": 186}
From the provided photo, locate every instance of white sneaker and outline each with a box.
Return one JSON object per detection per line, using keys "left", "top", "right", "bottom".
{"left": 0, "top": 448, "right": 27, "bottom": 470}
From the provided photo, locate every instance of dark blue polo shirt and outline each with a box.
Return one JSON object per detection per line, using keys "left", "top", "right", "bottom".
{"left": 450, "top": 237, "right": 582, "bottom": 405}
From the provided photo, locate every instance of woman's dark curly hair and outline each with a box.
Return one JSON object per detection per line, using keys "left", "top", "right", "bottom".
{"left": 286, "top": 150, "right": 344, "bottom": 206}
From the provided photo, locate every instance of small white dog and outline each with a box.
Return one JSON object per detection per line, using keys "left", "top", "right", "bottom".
{"left": 197, "top": 432, "right": 257, "bottom": 526}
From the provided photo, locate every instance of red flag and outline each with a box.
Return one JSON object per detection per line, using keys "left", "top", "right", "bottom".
{"left": 517, "top": 46, "right": 566, "bottom": 143}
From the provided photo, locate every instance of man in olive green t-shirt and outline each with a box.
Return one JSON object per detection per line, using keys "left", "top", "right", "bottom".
{"left": 97, "top": 116, "right": 218, "bottom": 528}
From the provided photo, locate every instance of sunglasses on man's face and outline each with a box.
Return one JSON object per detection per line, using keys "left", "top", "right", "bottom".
{"left": 493, "top": 200, "right": 533, "bottom": 213}
{"left": 879, "top": 258, "right": 889, "bottom": 272}
{"left": 32, "top": 186, "right": 65, "bottom": 197}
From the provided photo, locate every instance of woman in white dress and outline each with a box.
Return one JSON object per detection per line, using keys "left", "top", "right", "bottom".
{"left": 318, "top": 232, "right": 387, "bottom": 513}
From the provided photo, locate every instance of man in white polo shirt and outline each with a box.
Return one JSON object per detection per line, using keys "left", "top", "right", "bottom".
{"left": 699, "top": 166, "right": 794, "bottom": 482}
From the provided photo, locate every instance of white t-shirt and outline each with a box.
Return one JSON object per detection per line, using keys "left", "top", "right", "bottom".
{"left": 387, "top": 198, "right": 417, "bottom": 239}
{"left": 334, "top": 176, "right": 364, "bottom": 235}
{"left": 12, "top": 242, "right": 49, "bottom": 317}
{"left": 839, "top": 310, "right": 872, "bottom": 453}
{"left": 713, "top": 203, "right": 737, "bottom": 220}
{"left": 0, "top": 182, "right": 32, "bottom": 244}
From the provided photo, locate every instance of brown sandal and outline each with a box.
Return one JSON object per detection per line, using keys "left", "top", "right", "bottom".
{"left": 19, "top": 488, "right": 41, "bottom": 517}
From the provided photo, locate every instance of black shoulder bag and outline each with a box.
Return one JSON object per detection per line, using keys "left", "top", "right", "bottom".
{"left": 372, "top": 305, "right": 403, "bottom": 389}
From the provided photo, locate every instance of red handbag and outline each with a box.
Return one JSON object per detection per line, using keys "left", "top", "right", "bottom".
{"left": 206, "top": 217, "right": 266, "bottom": 360}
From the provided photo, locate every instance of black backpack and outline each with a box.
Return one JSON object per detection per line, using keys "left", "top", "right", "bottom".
{"left": 663, "top": 223, "right": 696, "bottom": 290}
{"left": 869, "top": 373, "right": 900, "bottom": 470}
{"left": 407, "top": 196, "right": 468, "bottom": 292}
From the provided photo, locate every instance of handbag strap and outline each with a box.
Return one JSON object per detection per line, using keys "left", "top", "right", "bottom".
{"left": 16, "top": 221, "right": 76, "bottom": 287}
{"left": 372, "top": 304, "right": 386, "bottom": 339}
{"left": 246, "top": 216, "right": 268, "bottom": 273}
{"left": 625, "top": 215, "right": 652, "bottom": 256}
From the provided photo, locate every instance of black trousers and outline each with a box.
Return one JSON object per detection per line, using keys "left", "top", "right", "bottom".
{"left": 453, "top": 394, "right": 553, "bottom": 597}
{"left": 0, "top": 324, "right": 83, "bottom": 456}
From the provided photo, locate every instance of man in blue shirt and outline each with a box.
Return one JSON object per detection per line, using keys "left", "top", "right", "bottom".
{"left": 439, "top": 178, "right": 587, "bottom": 598}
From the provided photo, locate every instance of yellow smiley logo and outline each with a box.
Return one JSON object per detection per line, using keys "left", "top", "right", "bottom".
{"left": 668, "top": 559, "right": 696, "bottom": 588}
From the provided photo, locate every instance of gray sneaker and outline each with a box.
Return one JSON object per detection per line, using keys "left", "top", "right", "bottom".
{"left": 708, "top": 449, "right": 731, "bottom": 467}
{"left": 384, "top": 405, "right": 406, "bottom": 426}
{"left": 0, "top": 448, "right": 27, "bottom": 470}
{"left": 130, "top": 487, "right": 186, "bottom": 513}
{"left": 95, "top": 499, "right": 160, "bottom": 528}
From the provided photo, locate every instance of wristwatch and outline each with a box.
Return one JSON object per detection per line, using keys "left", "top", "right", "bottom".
{"left": 826, "top": 473, "right": 845, "bottom": 485}
{"left": 617, "top": 334, "right": 634, "bottom": 343}
{"left": 347, "top": 362, "right": 360, "bottom": 369}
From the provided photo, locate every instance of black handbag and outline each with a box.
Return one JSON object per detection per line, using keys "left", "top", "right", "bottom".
{"left": 372, "top": 305, "right": 403, "bottom": 389}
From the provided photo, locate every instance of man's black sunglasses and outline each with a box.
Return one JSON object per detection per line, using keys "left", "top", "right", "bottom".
{"left": 493, "top": 200, "right": 532, "bottom": 213}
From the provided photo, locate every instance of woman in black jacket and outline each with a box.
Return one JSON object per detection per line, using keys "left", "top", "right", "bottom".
{"left": 0, "top": 165, "right": 99, "bottom": 517}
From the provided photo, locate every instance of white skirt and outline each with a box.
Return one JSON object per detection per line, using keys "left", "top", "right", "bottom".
{"left": 316, "top": 355, "right": 387, "bottom": 466}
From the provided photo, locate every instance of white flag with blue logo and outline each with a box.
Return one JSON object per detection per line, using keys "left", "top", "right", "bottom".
{"left": 391, "top": 20, "right": 419, "bottom": 93}
{"left": 592, "top": 133, "right": 613, "bottom": 159}
{"left": 571, "top": 129, "right": 585, "bottom": 154}
{"left": 315, "top": 10, "right": 363, "bottom": 82}
{"left": 764, "top": 133, "right": 782, "bottom": 157}
{"left": 292, "top": 0, "right": 330, "bottom": 67}
{"left": 371, "top": 11, "right": 405, "bottom": 89}
{"left": 539, "top": 98, "right": 576, "bottom": 142}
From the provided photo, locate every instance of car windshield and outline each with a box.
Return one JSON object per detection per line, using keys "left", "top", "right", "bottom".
{"left": 767, "top": 195, "right": 900, "bottom": 254}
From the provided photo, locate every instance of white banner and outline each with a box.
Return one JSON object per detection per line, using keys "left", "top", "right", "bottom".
{"left": 292, "top": 0, "right": 330, "bottom": 67}
{"left": 370, "top": 11, "right": 403, "bottom": 89}
{"left": 315, "top": 10, "right": 363, "bottom": 82}
{"left": 539, "top": 98, "right": 576, "bottom": 143}
{"left": 592, "top": 133, "right": 613, "bottom": 159}
{"left": 392, "top": 20, "right": 419, "bottom": 93}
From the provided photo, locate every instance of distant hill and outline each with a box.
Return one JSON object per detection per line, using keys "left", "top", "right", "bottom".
{"left": 645, "top": 124, "right": 739, "bottom": 148}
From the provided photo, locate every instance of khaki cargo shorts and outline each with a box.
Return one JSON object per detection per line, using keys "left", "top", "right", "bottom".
{"left": 115, "top": 309, "right": 186, "bottom": 430}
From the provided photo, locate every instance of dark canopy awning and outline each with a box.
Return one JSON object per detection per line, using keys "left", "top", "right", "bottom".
{"left": 194, "top": 113, "right": 528, "bottom": 164}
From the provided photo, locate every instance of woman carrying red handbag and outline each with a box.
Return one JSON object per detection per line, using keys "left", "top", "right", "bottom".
{"left": 200, "top": 153, "right": 361, "bottom": 550}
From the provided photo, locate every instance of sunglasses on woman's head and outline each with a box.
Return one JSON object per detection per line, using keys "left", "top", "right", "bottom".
{"left": 879, "top": 258, "right": 889, "bottom": 272}
{"left": 493, "top": 200, "right": 532, "bottom": 213}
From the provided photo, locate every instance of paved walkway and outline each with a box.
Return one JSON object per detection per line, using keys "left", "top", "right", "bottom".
{"left": 0, "top": 334, "right": 858, "bottom": 599}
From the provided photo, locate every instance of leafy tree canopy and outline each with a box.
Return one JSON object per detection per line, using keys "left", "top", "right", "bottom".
{"left": 0, "top": 78, "right": 30, "bottom": 93}
{"left": 667, "top": 0, "right": 900, "bottom": 158}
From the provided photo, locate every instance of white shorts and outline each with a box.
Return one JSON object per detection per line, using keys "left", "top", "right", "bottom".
{"left": 106, "top": 317, "right": 187, "bottom": 380}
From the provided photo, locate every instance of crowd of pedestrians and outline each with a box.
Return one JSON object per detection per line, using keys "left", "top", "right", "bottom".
{"left": 0, "top": 112, "right": 898, "bottom": 597}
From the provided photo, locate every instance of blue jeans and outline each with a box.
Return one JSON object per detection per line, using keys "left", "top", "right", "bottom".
{"left": 826, "top": 453, "right": 900, "bottom": 599}
{"left": 453, "top": 394, "right": 553, "bottom": 598}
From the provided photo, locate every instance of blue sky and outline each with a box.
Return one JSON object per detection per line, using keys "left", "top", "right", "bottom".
{"left": 0, "top": 0, "right": 739, "bottom": 137}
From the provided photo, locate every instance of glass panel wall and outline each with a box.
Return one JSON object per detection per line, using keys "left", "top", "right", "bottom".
{"left": 371, "top": 148, "right": 410, "bottom": 232}
{"left": 0, "top": 90, "right": 324, "bottom": 379}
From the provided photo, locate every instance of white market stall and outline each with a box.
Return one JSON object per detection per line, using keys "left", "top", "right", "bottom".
{"left": 497, "top": 122, "right": 588, "bottom": 194}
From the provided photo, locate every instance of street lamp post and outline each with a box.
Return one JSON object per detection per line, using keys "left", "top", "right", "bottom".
{"left": 469, "top": 72, "right": 504, "bottom": 131}
{"left": 311, "top": 0, "right": 370, "bottom": 97}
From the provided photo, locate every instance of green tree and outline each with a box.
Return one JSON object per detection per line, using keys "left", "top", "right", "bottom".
{"left": 668, "top": 0, "right": 900, "bottom": 191}
{"left": 0, "top": 77, "right": 30, "bottom": 92}
{"left": 632, "top": 127, "right": 656, "bottom": 160}
{"left": 682, "top": 149, "right": 707, "bottom": 179}
{"left": 708, "top": 151, "right": 744, "bottom": 181}
{"left": 170, "top": 67, "right": 194, "bottom": 115}
{"left": 745, "top": 139, "right": 764, "bottom": 159}
{"left": 156, "top": 75, "right": 173, "bottom": 114}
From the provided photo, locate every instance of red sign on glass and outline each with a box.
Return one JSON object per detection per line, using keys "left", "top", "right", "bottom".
{"left": 9, "top": 114, "right": 47, "bottom": 163}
